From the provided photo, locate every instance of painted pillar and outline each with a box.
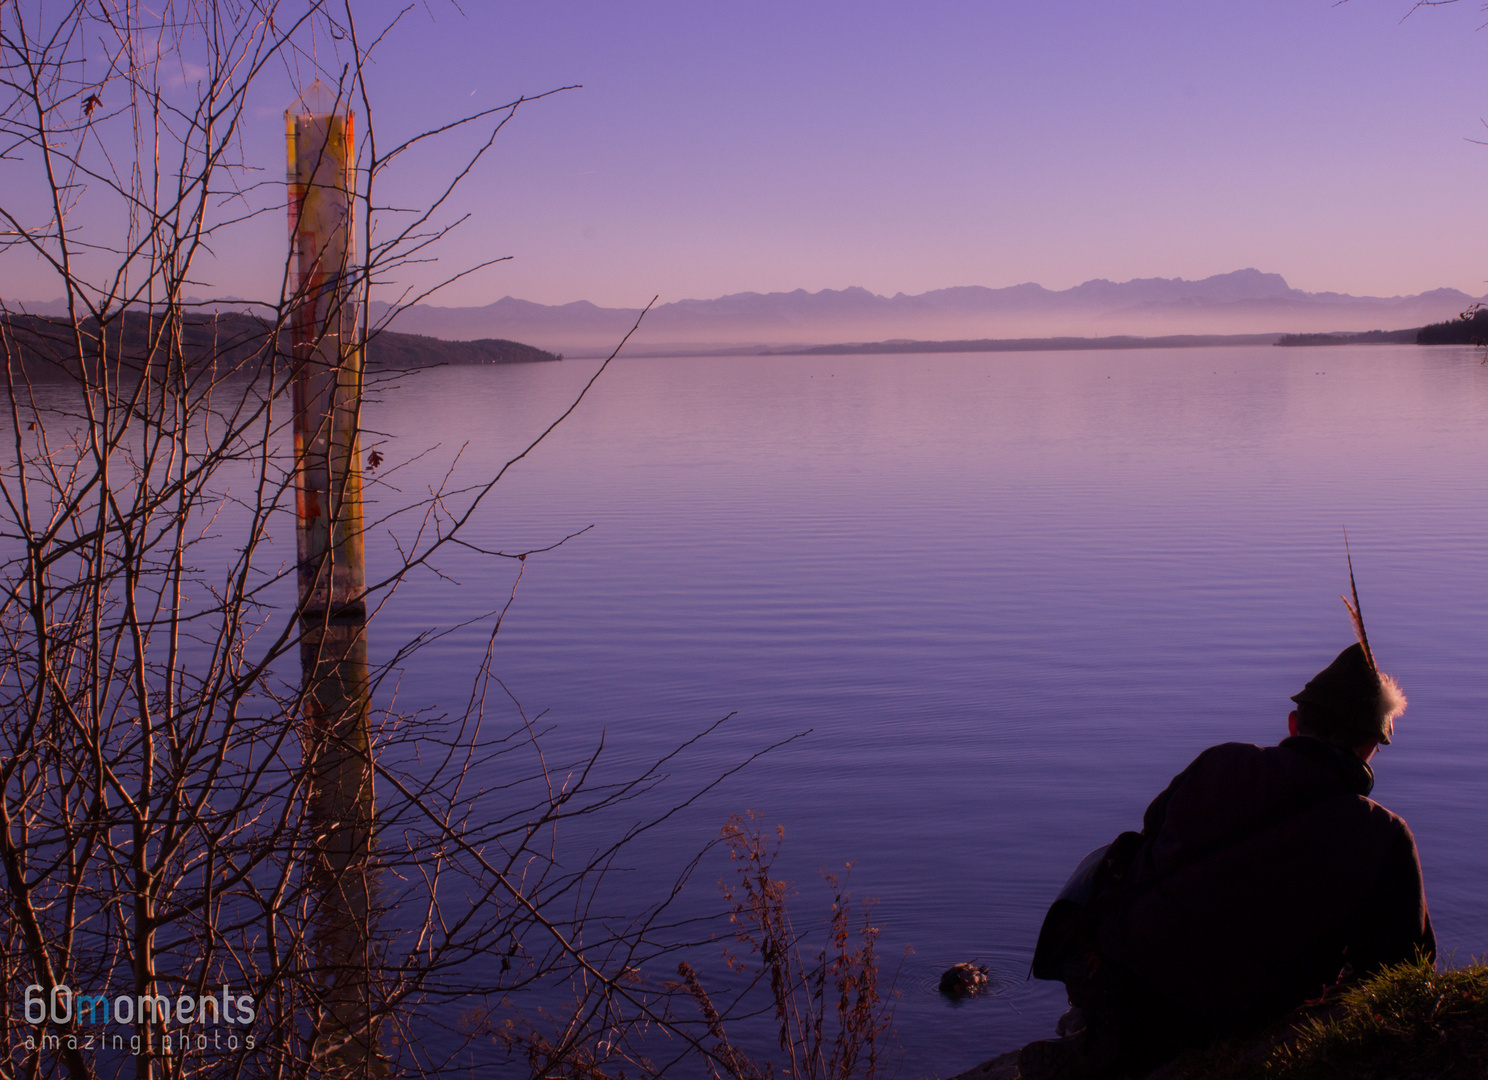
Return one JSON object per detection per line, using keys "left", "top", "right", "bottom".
{"left": 287, "top": 77, "right": 365, "bottom": 616}
{"left": 285, "top": 78, "right": 382, "bottom": 1077}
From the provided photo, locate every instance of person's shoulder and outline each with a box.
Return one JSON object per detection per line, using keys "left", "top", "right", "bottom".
{"left": 1311, "top": 792, "right": 1418, "bottom": 845}
{"left": 1177, "top": 740, "right": 1329, "bottom": 803}
{"left": 1186, "top": 741, "right": 1268, "bottom": 771}
{"left": 1164, "top": 742, "right": 1274, "bottom": 798}
{"left": 1356, "top": 795, "right": 1417, "bottom": 834}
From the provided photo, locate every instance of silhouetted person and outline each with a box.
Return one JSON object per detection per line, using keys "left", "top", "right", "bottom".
{"left": 1024, "top": 641, "right": 1434, "bottom": 1078}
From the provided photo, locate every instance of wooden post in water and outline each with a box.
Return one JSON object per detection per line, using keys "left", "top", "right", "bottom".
{"left": 287, "top": 79, "right": 366, "bottom": 620}
{"left": 286, "top": 78, "right": 382, "bottom": 1076}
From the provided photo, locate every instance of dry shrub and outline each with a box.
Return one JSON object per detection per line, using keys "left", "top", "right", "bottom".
{"left": 678, "top": 812, "right": 895, "bottom": 1080}
{"left": 476, "top": 812, "right": 899, "bottom": 1080}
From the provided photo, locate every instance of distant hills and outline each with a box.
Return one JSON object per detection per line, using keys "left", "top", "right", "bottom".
{"left": 369, "top": 269, "right": 1486, "bottom": 356}
{"left": 362, "top": 328, "right": 558, "bottom": 367}
{"left": 0, "top": 312, "right": 558, "bottom": 378}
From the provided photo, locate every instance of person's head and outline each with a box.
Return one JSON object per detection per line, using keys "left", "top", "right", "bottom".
{"left": 1289, "top": 642, "right": 1406, "bottom": 759}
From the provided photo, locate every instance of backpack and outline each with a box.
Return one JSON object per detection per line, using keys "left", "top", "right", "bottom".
{"left": 1030, "top": 830, "right": 1145, "bottom": 981}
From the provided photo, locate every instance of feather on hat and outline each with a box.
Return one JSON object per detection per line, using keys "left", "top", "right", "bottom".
{"left": 1290, "top": 536, "right": 1406, "bottom": 745}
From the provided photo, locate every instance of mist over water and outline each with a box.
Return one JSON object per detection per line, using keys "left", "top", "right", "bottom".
{"left": 352, "top": 344, "right": 1488, "bottom": 1071}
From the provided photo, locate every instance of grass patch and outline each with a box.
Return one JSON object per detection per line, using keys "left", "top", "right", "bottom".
{"left": 1156, "top": 956, "right": 1488, "bottom": 1080}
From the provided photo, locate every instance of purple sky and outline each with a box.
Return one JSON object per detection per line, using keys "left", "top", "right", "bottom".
{"left": 11, "top": 1, "right": 1488, "bottom": 309}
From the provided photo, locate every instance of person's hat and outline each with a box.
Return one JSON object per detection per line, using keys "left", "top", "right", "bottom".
{"left": 1291, "top": 642, "right": 1407, "bottom": 746}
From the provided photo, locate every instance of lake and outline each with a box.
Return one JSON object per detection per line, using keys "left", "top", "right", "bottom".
{"left": 359, "top": 343, "right": 1488, "bottom": 1075}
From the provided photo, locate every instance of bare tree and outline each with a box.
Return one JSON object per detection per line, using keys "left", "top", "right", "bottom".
{"left": 0, "top": 4, "right": 899, "bottom": 1078}
{"left": 0, "top": 3, "right": 782, "bottom": 1078}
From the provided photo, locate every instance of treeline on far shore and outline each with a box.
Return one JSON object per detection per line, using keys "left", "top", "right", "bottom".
{"left": 1278, "top": 309, "right": 1488, "bottom": 347}
{"left": 1414, "top": 307, "right": 1488, "bottom": 345}
{"left": 780, "top": 318, "right": 1488, "bottom": 357}
{"left": 0, "top": 310, "right": 559, "bottom": 380}
{"left": 1274, "top": 328, "right": 1418, "bottom": 346}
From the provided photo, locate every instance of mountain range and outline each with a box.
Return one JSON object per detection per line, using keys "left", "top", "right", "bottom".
{"left": 369, "top": 269, "right": 1485, "bottom": 356}
{"left": 15, "top": 270, "right": 1480, "bottom": 357}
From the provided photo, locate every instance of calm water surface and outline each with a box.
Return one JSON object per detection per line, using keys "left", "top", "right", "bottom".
{"left": 361, "top": 344, "right": 1488, "bottom": 1074}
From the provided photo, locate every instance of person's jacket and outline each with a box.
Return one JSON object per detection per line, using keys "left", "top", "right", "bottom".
{"left": 1095, "top": 735, "right": 1435, "bottom": 1035}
